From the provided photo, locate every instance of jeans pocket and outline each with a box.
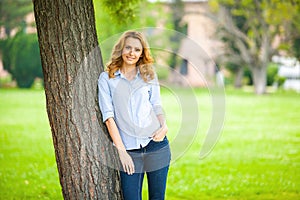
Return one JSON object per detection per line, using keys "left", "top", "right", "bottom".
{"left": 152, "top": 136, "right": 168, "bottom": 143}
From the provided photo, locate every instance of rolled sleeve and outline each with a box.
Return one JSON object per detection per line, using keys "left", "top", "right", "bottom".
{"left": 149, "top": 77, "right": 164, "bottom": 116}
{"left": 98, "top": 72, "right": 114, "bottom": 122}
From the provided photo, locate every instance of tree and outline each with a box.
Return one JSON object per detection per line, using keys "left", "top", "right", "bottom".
{"left": 33, "top": 0, "right": 123, "bottom": 199}
{"left": 2, "top": 31, "right": 43, "bottom": 88}
{"left": 209, "top": 0, "right": 299, "bottom": 94}
{"left": 291, "top": 1, "right": 300, "bottom": 60}
{"left": 0, "top": 0, "right": 35, "bottom": 87}
{"left": 94, "top": 0, "right": 172, "bottom": 63}
{"left": 169, "top": 0, "right": 187, "bottom": 70}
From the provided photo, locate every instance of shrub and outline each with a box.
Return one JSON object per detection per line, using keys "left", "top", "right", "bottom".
{"left": 1, "top": 32, "right": 43, "bottom": 88}
{"left": 267, "top": 63, "right": 279, "bottom": 86}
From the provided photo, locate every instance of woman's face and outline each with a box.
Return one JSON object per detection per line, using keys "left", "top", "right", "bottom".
{"left": 122, "top": 37, "right": 143, "bottom": 67}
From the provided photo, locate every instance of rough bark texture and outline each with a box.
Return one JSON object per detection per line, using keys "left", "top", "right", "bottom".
{"left": 33, "top": 0, "right": 122, "bottom": 199}
{"left": 234, "top": 67, "right": 243, "bottom": 88}
{"left": 252, "top": 66, "right": 267, "bottom": 95}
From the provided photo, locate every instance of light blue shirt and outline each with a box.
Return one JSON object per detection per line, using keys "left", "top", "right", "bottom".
{"left": 98, "top": 69, "right": 164, "bottom": 150}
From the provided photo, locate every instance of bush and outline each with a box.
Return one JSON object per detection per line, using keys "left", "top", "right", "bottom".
{"left": 274, "top": 75, "right": 286, "bottom": 87}
{"left": 1, "top": 32, "right": 43, "bottom": 88}
{"left": 267, "top": 63, "right": 279, "bottom": 86}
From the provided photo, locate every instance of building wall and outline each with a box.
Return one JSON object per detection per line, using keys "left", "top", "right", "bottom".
{"left": 173, "top": 1, "right": 222, "bottom": 87}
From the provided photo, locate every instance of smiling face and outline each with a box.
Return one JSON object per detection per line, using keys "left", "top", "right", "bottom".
{"left": 121, "top": 37, "right": 143, "bottom": 68}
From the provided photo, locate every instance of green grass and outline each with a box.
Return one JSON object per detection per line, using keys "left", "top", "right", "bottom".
{"left": 0, "top": 89, "right": 62, "bottom": 200}
{"left": 1, "top": 88, "right": 300, "bottom": 199}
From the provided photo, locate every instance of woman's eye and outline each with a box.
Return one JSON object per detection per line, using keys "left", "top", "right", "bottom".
{"left": 125, "top": 46, "right": 131, "bottom": 50}
{"left": 135, "top": 48, "right": 141, "bottom": 52}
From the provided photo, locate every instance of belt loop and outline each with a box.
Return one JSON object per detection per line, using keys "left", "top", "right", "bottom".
{"left": 140, "top": 144, "right": 146, "bottom": 153}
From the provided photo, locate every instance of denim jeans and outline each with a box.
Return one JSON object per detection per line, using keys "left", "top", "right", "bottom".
{"left": 120, "top": 137, "right": 171, "bottom": 200}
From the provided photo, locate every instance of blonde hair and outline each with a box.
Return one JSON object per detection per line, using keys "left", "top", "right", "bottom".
{"left": 106, "top": 31, "right": 155, "bottom": 82}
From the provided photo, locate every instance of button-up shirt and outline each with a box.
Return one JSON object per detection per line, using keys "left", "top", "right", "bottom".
{"left": 98, "top": 69, "right": 164, "bottom": 150}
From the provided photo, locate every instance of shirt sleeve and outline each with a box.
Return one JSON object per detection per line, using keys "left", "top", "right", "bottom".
{"left": 149, "top": 75, "right": 164, "bottom": 116}
{"left": 98, "top": 72, "right": 114, "bottom": 122}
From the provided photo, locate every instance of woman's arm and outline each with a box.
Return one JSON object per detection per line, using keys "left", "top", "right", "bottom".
{"left": 105, "top": 118, "right": 126, "bottom": 150}
{"left": 105, "top": 117, "right": 135, "bottom": 175}
{"left": 148, "top": 76, "right": 168, "bottom": 141}
{"left": 98, "top": 73, "right": 134, "bottom": 174}
{"left": 152, "top": 114, "right": 168, "bottom": 141}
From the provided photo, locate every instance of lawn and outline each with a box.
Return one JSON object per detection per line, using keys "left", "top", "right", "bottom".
{"left": 0, "top": 88, "right": 299, "bottom": 200}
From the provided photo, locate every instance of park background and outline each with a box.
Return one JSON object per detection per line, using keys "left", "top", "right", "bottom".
{"left": 0, "top": 0, "right": 300, "bottom": 199}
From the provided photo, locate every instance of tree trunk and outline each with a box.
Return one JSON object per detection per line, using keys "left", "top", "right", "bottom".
{"left": 33, "top": 0, "right": 122, "bottom": 199}
{"left": 234, "top": 67, "right": 243, "bottom": 88}
{"left": 251, "top": 66, "right": 267, "bottom": 94}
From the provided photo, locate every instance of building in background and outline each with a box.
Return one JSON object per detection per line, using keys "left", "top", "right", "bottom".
{"left": 176, "top": 0, "right": 222, "bottom": 87}
{"left": 273, "top": 56, "right": 300, "bottom": 93}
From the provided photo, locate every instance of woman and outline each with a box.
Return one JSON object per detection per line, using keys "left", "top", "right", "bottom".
{"left": 98, "top": 31, "right": 171, "bottom": 200}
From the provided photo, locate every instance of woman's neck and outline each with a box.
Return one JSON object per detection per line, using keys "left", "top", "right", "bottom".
{"left": 120, "top": 65, "right": 137, "bottom": 80}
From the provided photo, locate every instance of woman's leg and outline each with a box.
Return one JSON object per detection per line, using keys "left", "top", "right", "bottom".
{"left": 120, "top": 171, "right": 144, "bottom": 200}
{"left": 144, "top": 138, "right": 171, "bottom": 200}
{"left": 146, "top": 166, "right": 169, "bottom": 200}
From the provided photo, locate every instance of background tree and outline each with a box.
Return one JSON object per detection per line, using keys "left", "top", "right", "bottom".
{"left": 1, "top": 31, "right": 43, "bottom": 88}
{"left": 291, "top": 1, "right": 300, "bottom": 60}
{"left": 0, "top": 0, "right": 36, "bottom": 87}
{"left": 94, "top": 0, "right": 172, "bottom": 64}
{"left": 32, "top": 0, "right": 148, "bottom": 198}
{"left": 209, "top": 0, "right": 300, "bottom": 94}
{"left": 169, "top": 0, "right": 187, "bottom": 70}
{"left": 214, "top": 9, "right": 248, "bottom": 88}
{"left": 0, "top": 0, "right": 32, "bottom": 38}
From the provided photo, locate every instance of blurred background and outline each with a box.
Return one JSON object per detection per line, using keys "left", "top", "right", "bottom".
{"left": 0, "top": 0, "right": 299, "bottom": 199}
{"left": 1, "top": 0, "right": 300, "bottom": 92}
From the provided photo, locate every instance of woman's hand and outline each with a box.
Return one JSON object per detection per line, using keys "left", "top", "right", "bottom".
{"left": 118, "top": 149, "right": 135, "bottom": 175}
{"left": 152, "top": 123, "right": 168, "bottom": 142}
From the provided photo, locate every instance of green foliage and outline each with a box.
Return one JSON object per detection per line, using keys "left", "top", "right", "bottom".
{"left": 274, "top": 75, "right": 286, "bottom": 88}
{"left": 100, "top": 0, "right": 143, "bottom": 25}
{"left": 0, "top": 0, "right": 33, "bottom": 37}
{"left": 94, "top": 0, "right": 172, "bottom": 42}
{"left": 1, "top": 32, "right": 43, "bottom": 88}
{"left": 266, "top": 63, "right": 278, "bottom": 86}
{"left": 243, "top": 67, "right": 253, "bottom": 85}
{"left": 242, "top": 63, "right": 279, "bottom": 86}
{"left": 292, "top": 37, "right": 300, "bottom": 60}
{"left": 225, "top": 62, "right": 242, "bottom": 73}
{"left": 168, "top": 0, "right": 187, "bottom": 69}
{"left": 291, "top": 1, "right": 300, "bottom": 59}
{"left": 211, "top": 0, "right": 300, "bottom": 56}
{"left": 93, "top": 0, "right": 174, "bottom": 71}
{"left": 209, "top": 0, "right": 300, "bottom": 93}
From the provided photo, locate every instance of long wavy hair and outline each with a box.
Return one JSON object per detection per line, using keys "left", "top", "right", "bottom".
{"left": 106, "top": 31, "right": 155, "bottom": 82}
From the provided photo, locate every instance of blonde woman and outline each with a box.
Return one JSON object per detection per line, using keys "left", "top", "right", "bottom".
{"left": 98, "top": 31, "right": 171, "bottom": 200}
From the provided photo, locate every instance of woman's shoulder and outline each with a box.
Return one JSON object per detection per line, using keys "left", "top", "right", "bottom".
{"left": 99, "top": 71, "right": 109, "bottom": 80}
{"left": 147, "top": 73, "right": 159, "bottom": 84}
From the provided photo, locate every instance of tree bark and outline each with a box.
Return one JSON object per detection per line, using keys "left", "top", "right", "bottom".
{"left": 33, "top": 0, "right": 122, "bottom": 199}
{"left": 234, "top": 67, "right": 243, "bottom": 88}
{"left": 251, "top": 66, "right": 267, "bottom": 94}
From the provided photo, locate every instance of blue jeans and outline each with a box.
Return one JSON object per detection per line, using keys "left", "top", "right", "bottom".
{"left": 120, "top": 137, "right": 171, "bottom": 200}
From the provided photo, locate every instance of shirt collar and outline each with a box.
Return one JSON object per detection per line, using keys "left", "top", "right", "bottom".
{"left": 115, "top": 68, "right": 141, "bottom": 78}
{"left": 114, "top": 69, "right": 121, "bottom": 76}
